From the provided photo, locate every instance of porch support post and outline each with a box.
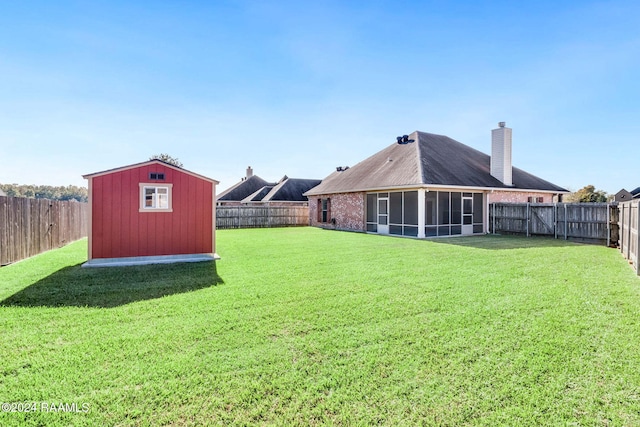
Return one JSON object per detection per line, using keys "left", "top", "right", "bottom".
{"left": 418, "top": 189, "right": 426, "bottom": 238}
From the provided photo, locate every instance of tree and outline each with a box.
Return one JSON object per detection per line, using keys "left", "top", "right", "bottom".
{"left": 0, "top": 183, "right": 88, "bottom": 202}
{"left": 150, "top": 153, "right": 183, "bottom": 168}
{"left": 565, "top": 185, "right": 608, "bottom": 203}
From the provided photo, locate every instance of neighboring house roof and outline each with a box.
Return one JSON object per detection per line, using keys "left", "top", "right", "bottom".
{"left": 218, "top": 175, "right": 273, "bottom": 201}
{"left": 262, "top": 178, "right": 323, "bottom": 202}
{"left": 220, "top": 171, "right": 321, "bottom": 203}
{"left": 241, "top": 185, "right": 275, "bottom": 202}
{"left": 306, "top": 131, "right": 567, "bottom": 196}
{"left": 0, "top": 188, "right": 6, "bottom": 197}
{"left": 83, "top": 159, "right": 219, "bottom": 184}
{"left": 617, "top": 187, "right": 640, "bottom": 202}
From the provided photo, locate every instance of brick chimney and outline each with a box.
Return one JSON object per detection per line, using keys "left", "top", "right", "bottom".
{"left": 490, "top": 122, "right": 513, "bottom": 186}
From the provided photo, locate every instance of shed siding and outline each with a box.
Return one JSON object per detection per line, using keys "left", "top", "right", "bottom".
{"left": 91, "top": 163, "right": 213, "bottom": 259}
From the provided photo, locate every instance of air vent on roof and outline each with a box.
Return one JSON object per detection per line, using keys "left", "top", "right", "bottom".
{"left": 396, "top": 135, "right": 414, "bottom": 144}
{"left": 336, "top": 166, "right": 350, "bottom": 172}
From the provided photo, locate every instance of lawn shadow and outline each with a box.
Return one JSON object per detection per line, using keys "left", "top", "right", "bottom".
{"left": 428, "top": 233, "right": 588, "bottom": 250}
{"left": 1, "top": 261, "right": 224, "bottom": 308}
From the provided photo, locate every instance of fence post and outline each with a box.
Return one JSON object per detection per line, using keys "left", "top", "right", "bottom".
{"left": 554, "top": 203, "right": 558, "bottom": 240}
{"left": 618, "top": 203, "right": 627, "bottom": 256}
{"left": 636, "top": 201, "right": 640, "bottom": 275}
{"left": 564, "top": 204, "right": 568, "bottom": 240}
{"left": 492, "top": 203, "right": 495, "bottom": 234}
{"left": 627, "top": 203, "right": 632, "bottom": 260}
{"left": 526, "top": 203, "right": 530, "bottom": 237}
{"left": 606, "top": 203, "right": 611, "bottom": 247}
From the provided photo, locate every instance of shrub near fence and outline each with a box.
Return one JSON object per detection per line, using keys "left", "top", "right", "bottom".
{"left": 490, "top": 203, "right": 617, "bottom": 245}
{"left": 216, "top": 205, "right": 309, "bottom": 229}
{"left": 0, "top": 196, "right": 88, "bottom": 266}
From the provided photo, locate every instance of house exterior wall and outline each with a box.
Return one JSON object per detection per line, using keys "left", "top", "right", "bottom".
{"left": 89, "top": 163, "right": 214, "bottom": 259}
{"left": 309, "top": 192, "right": 365, "bottom": 232}
{"left": 487, "top": 191, "right": 556, "bottom": 204}
{"left": 309, "top": 189, "right": 562, "bottom": 236}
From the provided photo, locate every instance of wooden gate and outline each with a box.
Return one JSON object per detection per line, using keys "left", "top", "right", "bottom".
{"left": 619, "top": 200, "right": 640, "bottom": 275}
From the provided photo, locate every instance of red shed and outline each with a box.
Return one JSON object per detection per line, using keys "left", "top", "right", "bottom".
{"left": 82, "top": 160, "right": 219, "bottom": 267}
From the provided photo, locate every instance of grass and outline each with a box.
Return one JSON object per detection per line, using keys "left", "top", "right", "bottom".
{"left": 1, "top": 227, "right": 640, "bottom": 426}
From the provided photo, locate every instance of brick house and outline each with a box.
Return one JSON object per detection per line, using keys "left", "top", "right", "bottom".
{"left": 304, "top": 123, "right": 567, "bottom": 238}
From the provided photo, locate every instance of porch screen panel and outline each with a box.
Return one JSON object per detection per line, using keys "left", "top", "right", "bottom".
{"left": 438, "top": 192, "right": 450, "bottom": 225}
{"left": 473, "top": 193, "right": 483, "bottom": 223}
{"left": 389, "top": 192, "right": 403, "bottom": 225}
{"left": 366, "top": 193, "right": 377, "bottom": 232}
{"left": 366, "top": 194, "right": 376, "bottom": 222}
{"left": 425, "top": 192, "right": 437, "bottom": 225}
{"left": 403, "top": 191, "right": 418, "bottom": 225}
{"left": 451, "top": 192, "right": 462, "bottom": 225}
{"left": 473, "top": 193, "right": 484, "bottom": 234}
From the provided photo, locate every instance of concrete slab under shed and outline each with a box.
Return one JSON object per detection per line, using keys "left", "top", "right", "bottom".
{"left": 82, "top": 253, "right": 220, "bottom": 268}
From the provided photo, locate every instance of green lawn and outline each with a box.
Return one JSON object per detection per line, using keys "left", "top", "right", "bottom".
{"left": 1, "top": 228, "right": 640, "bottom": 426}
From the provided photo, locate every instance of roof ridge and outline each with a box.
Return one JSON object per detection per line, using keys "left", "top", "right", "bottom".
{"left": 412, "top": 131, "right": 426, "bottom": 185}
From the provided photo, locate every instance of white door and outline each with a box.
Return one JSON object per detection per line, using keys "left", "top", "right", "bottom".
{"left": 462, "top": 195, "right": 474, "bottom": 235}
{"left": 378, "top": 197, "right": 389, "bottom": 234}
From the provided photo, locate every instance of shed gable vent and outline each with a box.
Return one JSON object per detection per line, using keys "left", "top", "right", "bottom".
{"left": 149, "top": 173, "right": 165, "bottom": 180}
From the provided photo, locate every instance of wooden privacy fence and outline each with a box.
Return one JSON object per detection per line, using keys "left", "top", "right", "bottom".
{"left": 216, "top": 205, "right": 309, "bottom": 229}
{"left": 0, "top": 196, "right": 89, "bottom": 266}
{"left": 618, "top": 200, "right": 640, "bottom": 275}
{"left": 490, "top": 203, "right": 618, "bottom": 245}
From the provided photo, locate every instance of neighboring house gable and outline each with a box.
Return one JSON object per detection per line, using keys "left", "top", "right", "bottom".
{"left": 615, "top": 187, "right": 640, "bottom": 202}
{"left": 241, "top": 185, "right": 275, "bottom": 203}
{"left": 219, "top": 167, "right": 321, "bottom": 205}
{"left": 615, "top": 189, "right": 633, "bottom": 202}
{"left": 262, "top": 178, "right": 322, "bottom": 202}
{"left": 218, "top": 175, "right": 273, "bottom": 202}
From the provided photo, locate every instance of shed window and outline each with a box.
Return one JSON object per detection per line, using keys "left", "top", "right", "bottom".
{"left": 149, "top": 173, "right": 165, "bottom": 180}
{"left": 139, "top": 184, "right": 173, "bottom": 212}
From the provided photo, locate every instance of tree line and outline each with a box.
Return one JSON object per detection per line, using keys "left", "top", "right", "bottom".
{"left": 0, "top": 183, "right": 88, "bottom": 202}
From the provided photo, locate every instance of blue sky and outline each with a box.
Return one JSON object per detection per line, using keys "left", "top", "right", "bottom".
{"left": 1, "top": 0, "right": 638, "bottom": 194}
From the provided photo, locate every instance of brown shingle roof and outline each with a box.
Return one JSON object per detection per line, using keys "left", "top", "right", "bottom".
{"left": 305, "top": 131, "right": 567, "bottom": 196}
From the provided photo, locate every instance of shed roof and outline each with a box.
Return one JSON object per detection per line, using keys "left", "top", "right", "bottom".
{"left": 83, "top": 159, "right": 219, "bottom": 184}
{"left": 305, "top": 131, "right": 567, "bottom": 196}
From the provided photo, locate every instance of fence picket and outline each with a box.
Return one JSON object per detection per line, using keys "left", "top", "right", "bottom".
{"left": 0, "top": 196, "right": 88, "bottom": 266}
{"left": 215, "top": 205, "right": 309, "bottom": 229}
